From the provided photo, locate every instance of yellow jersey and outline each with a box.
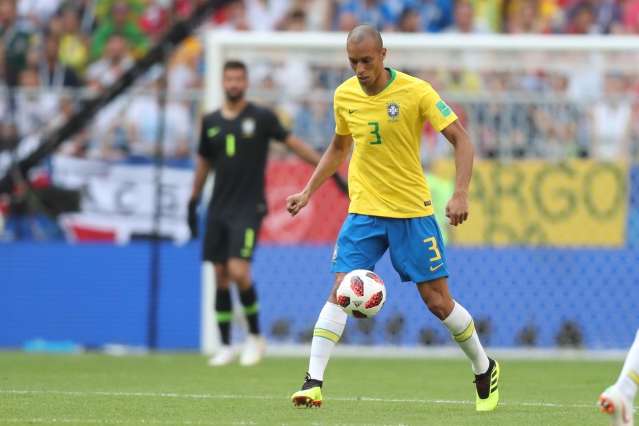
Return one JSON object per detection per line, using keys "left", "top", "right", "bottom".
{"left": 334, "top": 68, "right": 458, "bottom": 218}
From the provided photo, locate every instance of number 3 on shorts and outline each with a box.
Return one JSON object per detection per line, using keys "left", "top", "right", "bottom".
{"left": 423, "top": 236, "right": 442, "bottom": 263}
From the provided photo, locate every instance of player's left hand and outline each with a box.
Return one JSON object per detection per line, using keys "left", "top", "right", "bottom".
{"left": 446, "top": 192, "right": 469, "bottom": 226}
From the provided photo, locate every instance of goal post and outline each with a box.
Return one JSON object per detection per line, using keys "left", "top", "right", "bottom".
{"left": 201, "top": 31, "right": 639, "bottom": 354}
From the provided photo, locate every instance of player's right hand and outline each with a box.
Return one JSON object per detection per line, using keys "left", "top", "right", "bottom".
{"left": 286, "top": 191, "right": 310, "bottom": 216}
{"left": 187, "top": 197, "right": 199, "bottom": 238}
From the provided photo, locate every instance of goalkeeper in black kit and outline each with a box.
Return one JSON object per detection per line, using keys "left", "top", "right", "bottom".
{"left": 189, "top": 60, "right": 347, "bottom": 366}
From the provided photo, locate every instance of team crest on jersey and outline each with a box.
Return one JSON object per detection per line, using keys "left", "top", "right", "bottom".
{"left": 242, "top": 118, "right": 256, "bottom": 137}
{"left": 387, "top": 102, "right": 400, "bottom": 121}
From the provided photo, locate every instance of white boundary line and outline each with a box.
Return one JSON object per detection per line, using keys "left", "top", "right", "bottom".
{"left": 0, "top": 389, "right": 596, "bottom": 410}
{"left": 0, "top": 419, "right": 241, "bottom": 425}
{"left": 265, "top": 345, "right": 628, "bottom": 361}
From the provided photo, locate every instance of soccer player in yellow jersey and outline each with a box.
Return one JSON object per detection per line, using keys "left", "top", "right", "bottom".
{"left": 287, "top": 25, "right": 500, "bottom": 412}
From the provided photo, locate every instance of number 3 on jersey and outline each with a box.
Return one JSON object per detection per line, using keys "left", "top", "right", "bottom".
{"left": 368, "top": 121, "right": 382, "bottom": 145}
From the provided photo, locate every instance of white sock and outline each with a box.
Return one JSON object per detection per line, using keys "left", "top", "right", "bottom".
{"left": 616, "top": 328, "right": 639, "bottom": 400}
{"left": 442, "top": 301, "right": 490, "bottom": 375}
{"left": 308, "top": 302, "right": 347, "bottom": 381}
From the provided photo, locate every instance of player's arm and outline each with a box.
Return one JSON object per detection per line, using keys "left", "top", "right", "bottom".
{"left": 286, "top": 133, "right": 353, "bottom": 216}
{"left": 441, "top": 120, "right": 474, "bottom": 227}
{"left": 190, "top": 156, "right": 210, "bottom": 202}
{"left": 186, "top": 156, "right": 210, "bottom": 238}
{"left": 284, "top": 135, "right": 321, "bottom": 165}
{"left": 285, "top": 135, "right": 349, "bottom": 194}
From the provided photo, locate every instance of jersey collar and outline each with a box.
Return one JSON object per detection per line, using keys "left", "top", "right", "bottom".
{"left": 361, "top": 68, "right": 397, "bottom": 98}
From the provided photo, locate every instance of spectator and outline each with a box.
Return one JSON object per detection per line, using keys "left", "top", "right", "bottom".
{"left": 468, "top": 0, "right": 502, "bottom": 32}
{"left": 17, "top": 0, "right": 60, "bottom": 30}
{"left": 532, "top": 73, "right": 581, "bottom": 158}
{"left": 72, "top": 0, "right": 97, "bottom": 34}
{"left": 90, "top": 0, "right": 149, "bottom": 60}
{"left": 441, "top": 68, "right": 482, "bottom": 93}
{"left": 39, "top": 34, "right": 82, "bottom": 88}
{"left": 445, "top": 0, "right": 491, "bottom": 32}
{"left": 505, "top": 0, "right": 545, "bottom": 33}
{"left": 86, "top": 34, "right": 133, "bottom": 91}
{"left": 562, "top": 0, "right": 622, "bottom": 34}
{"left": 397, "top": 7, "right": 422, "bottom": 32}
{"left": 215, "top": 0, "right": 250, "bottom": 31}
{"left": 94, "top": 0, "right": 144, "bottom": 22}
{"left": 245, "top": 0, "right": 290, "bottom": 31}
{"left": 168, "top": 37, "right": 202, "bottom": 96}
{"left": 124, "top": 79, "right": 192, "bottom": 163}
{"left": 0, "top": 0, "right": 33, "bottom": 86}
{"left": 593, "top": 0, "right": 624, "bottom": 34}
{"left": 475, "top": 72, "right": 532, "bottom": 157}
{"left": 624, "top": 0, "right": 639, "bottom": 33}
{"left": 292, "top": 0, "right": 333, "bottom": 31}
{"left": 590, "top": 72, "right": 632, "bottom": 159}
{"left": 404, "top": 0, "right": 454, "bottom": 32}
{"left": 58, "top": 6, "right": 89, "bottom": 74}
{"left": 14, "top": 68, "right": 59, "bottom": 137}
{"left": 45, "top": 11, "right": 64, "bottom": 39}
{"left": 139, "top": 0, "right": 170, "bottom": 42}
{"left": 89, "top": 94, "right": 130, "bottom": 161}
{"left": 279, "top": 8, "right": 307, "bottom": 31}
{"left": 565, "top": 2, "right": 598, "bottom": 33}
{"left": 338, "top": 0, "right": 403, "bottom": 31}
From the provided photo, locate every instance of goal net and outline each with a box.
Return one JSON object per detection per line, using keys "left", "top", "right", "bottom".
{"left": 202, "top": 31, "right": 639, "bottom": 353}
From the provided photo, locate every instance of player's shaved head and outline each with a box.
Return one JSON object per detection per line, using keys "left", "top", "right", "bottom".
{"left": 346, "top": 25, "right": 387, "bottom": 94}
{"left": 347, "top": 25, "right": 383, "bottom": 49}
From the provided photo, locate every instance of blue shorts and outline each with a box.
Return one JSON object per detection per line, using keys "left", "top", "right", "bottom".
{"left": 331, "top": 214, "right": 449, "bottom": 283}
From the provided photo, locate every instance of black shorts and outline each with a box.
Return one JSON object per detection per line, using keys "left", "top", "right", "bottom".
{"left": 203, "top": 215, "right": 263, "bottom": 263}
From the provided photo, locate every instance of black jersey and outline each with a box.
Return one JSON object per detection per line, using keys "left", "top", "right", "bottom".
{"left": 197, "top": 102, "right": 289, "bottom": 219}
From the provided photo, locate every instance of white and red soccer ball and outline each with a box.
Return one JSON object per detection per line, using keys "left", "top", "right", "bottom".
{"left": 336, "top": 269, "right": 386, "bottom": 318}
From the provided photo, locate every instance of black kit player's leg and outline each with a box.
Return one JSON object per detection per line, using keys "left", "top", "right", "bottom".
{"left": 227, "top": 257, "right": 266, "bottom": 366}
{"left": 214, "top": 263, "right": 232, "bottom": 345}
{"left": 228, "top": 258, "right": 259, "bottom": 335}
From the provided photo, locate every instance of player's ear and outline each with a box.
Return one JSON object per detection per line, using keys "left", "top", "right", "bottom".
{"left": 380, "top": 48, "right": 387, "bottom": 61}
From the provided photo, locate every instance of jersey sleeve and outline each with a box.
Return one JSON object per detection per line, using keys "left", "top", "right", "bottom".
{"left": 419, "top": 84, "right": 458, "bottom": 132}
{"left": 333, "top": 91, "right": 350, "bottom": 135}
{"left": 197, "top": 117, "right": 215, "bottom": 159}
{"left": 265, "top": 109, "right": 290, "bottom": 142}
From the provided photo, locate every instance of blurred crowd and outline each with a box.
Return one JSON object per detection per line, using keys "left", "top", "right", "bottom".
{"left": 0, "top": 0, "right": 202, "bottom": 165}
{"left": 0, "top": 0, "right": 638, "bottom": 165}
{"left": 217, "top": 0, "right": 639, "bottom": 34}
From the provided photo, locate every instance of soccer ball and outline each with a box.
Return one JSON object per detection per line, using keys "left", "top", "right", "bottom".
{"left": 336, "top": 269, "right": 386, "bottom": 318}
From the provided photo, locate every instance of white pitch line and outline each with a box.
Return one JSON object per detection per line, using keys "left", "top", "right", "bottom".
{"left": 0, "top": 419, "right": 254, "bottom": 425}
{"left": 0, "top": 389, "right": 596, "bottom": 410}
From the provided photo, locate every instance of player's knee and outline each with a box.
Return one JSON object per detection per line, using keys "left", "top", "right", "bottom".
{"left": 227, "top": 268, "right": 250, "bottom": 288}
{"left": 215, "top": 277, "right": 231, "bottom": 290}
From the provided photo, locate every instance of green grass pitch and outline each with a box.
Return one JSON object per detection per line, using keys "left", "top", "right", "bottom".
{"left": 0, "top": 352, "right": 624, "bottom": 425}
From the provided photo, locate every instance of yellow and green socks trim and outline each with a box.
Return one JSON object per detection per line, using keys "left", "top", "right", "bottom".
{"left": 454, "top": 320, "right": 475, "bottom": 343}
{"left": 313, "top": 327, "right": 341, "bottom": 343}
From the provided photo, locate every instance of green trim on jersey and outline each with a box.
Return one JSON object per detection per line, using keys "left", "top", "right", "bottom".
{"left": 384, "top": 68, "right": 397, "bottom": 90}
